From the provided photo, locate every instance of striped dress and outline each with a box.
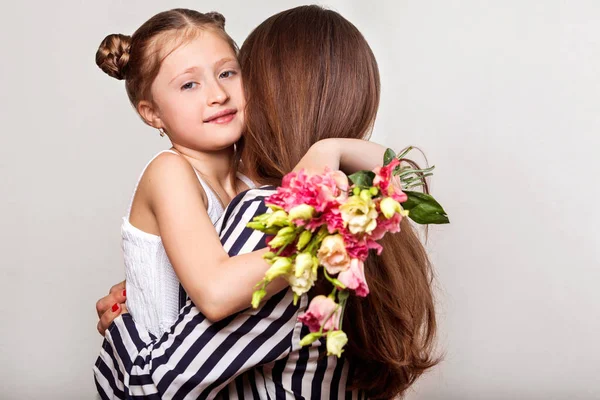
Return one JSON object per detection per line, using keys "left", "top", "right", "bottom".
{"left": 94, "top": 187, "right": 368, "bottom": 399}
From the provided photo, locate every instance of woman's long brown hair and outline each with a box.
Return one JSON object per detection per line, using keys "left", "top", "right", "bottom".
{"left": 238, "top": 5, "right": 439, "bottom": 399}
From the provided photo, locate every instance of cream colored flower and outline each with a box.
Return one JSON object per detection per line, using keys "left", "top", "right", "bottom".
{"left": 317, "top": 234, "right": 351, "bottom": 274}
{"left": 294, "top": 253, "right": 314, "bottom": 277}
{"left": 286, "top": 261, "right": 318, "bottom": 296}
{"left": 326, "top": 330, "right": 348, "bottom": 357}
{"left": 339, "top": 195, "right": 378, "bottom": 234}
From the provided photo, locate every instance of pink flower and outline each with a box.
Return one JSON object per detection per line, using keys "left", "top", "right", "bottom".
{"left": 266, "top": 169, "right": 347, "bottom": 214}
{"left": 366, "top": 239, "right": 383, "bottom": 255}
{"left": 338, "top": 259, "right": 370, "bottom": 297}
{"left": 370, "top": 212, "right": 402, "bottom": 241}
{"left": 373, "top": 159, "right": 408, "bottom": 201}
{"left": 298, "top": 295, "right": 341, "bottom": 332}
{"left": 372, "top": 159, "right": 398, "bottom": 191}
{"left": 342, "top": 232, "right": 370, "bottom": 261}
{"left": 303, "top": 204, "right": 345, "bottom": 234}
{"left": 390, "top": 190, "right": 408, "bottom": 203}
{"left": 323, "top": 208, "right": 345, "bottom": 233}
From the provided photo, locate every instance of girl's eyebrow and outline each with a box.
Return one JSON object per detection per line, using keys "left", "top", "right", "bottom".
{"left": 169, "top": 66, "right": 198, "bottom": 84}
{"left": 169, "top": 58, "right": 237, "bottom": 84}
{"left": 214, "top": 57, "right": 237, "bottom": 69}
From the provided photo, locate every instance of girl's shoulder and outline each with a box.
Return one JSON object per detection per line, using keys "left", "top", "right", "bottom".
{"left": 139, "top": 150, "right": 208, "bottom": 206}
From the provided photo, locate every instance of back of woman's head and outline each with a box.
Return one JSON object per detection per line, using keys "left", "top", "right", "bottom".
{"left": 238, "top": 5, "right": 380, "bottom": 186}
{"left": 239, "top": 6, "right": 439, "bottom": 398}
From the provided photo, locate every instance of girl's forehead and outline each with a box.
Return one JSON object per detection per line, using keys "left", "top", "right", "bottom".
{"left": 158, "top": 30, "right": 237, "bottom": 72}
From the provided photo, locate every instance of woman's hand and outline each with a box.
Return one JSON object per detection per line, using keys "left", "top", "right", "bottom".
{"left": 96, "top": 280, "right": 128, "bottom": 335}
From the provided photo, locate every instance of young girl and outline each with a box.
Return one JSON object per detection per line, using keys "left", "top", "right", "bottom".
{"left": 96, "top": 9, "right": 391, "bottom": 337}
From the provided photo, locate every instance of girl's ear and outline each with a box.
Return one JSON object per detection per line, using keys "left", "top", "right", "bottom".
{"left": 137, "top": 100, "right": 163, "bottom": 129}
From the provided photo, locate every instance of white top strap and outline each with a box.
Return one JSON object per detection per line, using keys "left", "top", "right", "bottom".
{"left": 236, "top": 172, "right": 256, "bottom": 189}
{"left": 194, "top": 172, "right": 222, "bottom": 220}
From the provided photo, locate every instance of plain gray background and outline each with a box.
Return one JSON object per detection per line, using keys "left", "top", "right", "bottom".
{"left": 1, "top": 1, "right": 598, "bottom": 399}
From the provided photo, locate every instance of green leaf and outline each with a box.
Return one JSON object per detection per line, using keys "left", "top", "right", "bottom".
{"left": 348, "top": 170, "right": 375, "bottom": 189}
{"left": 383, "top": 148, "right": 396, "bottom": 166}
{"left": 403, "top": 190, "right": 450, "bottom": 224}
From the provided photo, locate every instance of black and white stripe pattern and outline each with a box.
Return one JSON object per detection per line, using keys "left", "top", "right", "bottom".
{"left": 94, "top": 187, "right": 366, "bottom": 399}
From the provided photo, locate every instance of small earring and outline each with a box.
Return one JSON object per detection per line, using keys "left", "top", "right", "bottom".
{"left": 159, "top": 128, "right": 166, "bottom": 137}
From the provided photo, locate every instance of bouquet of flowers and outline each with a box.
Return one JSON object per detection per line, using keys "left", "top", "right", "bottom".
{"left": 247, "top": 147, "right": 448, "bottom": 357}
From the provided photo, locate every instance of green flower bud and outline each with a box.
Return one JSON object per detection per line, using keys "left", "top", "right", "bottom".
{"left": 288, "top": 204, "right": 315, "bottom": 221}
{"left": 380, "top": 197, "right": 401, "bottom": 219}
{"left": 264, "top": 227, "right": 280, "bottom": 235}
{"left": 265, "top": 257, "right": 292, "bottom": 281}
{"left": 296, "top": 230, "right": 312, "bottom": 251}
{"left": 352, "top": 187, "right": 361, "bottom": 196}
{"left": 269, "top": 226, "right": 296, "bottom": 248}
{"left": 254, "top": 213, "right": 271, "bottom": 223}
{"left": 360, "top": 189, "right": 372, "bottom": 202}
{"left": 299, "top": 332, "right": 322, "bottom": 347}
{"left": 369, "top": 187, "right": 379, "bottom": 196}
{"left": 267, "top": 204, "right": 283, "bottom": 212}
{"left": 246, "top": 221, "right": 266, "bottom": 231}
{"left": 266, "top": 210, "right": 290, "bottom": 228}
{"left": 251, "top": 288, "right": 267, "bottom": 309}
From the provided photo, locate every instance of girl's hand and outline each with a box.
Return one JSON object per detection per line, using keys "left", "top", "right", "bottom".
{"left": 294, "top": 138, "right": 389, "bottom": 176}
{"left": 96, "top": 280, "right": 128, "bottom": 335}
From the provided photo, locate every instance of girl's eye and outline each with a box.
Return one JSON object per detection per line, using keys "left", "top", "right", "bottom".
{"left": 219, "top": 70, "right": 236, "bottom": 79}
{"left": 181, "top": 82, "right": 197, "bottom": 90}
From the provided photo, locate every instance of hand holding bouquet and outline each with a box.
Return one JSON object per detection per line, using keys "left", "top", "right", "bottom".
{"left": 247, "top": 147, "right": 448, "bottom": 357}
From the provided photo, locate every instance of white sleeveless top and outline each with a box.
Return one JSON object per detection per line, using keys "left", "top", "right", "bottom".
{"left": 122, "top": 150, "right": 255, "bottom": 337}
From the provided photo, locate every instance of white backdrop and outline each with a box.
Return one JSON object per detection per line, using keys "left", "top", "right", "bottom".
{"left": 1, "top": 1, "right": 598, "bottom": 399}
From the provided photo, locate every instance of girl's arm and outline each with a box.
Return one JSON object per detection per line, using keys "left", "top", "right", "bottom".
{"left": 293, "top": 138, "right": 390, "bottom": 175}
{"left": 148, "top": 140, "right": 388, "bottom": 322}
{"left": 146, "top": 153, "right": 287, "bottom": 322}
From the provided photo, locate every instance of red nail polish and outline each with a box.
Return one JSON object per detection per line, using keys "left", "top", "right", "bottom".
{"left": 122, "top": 289, "right": 126, "bottom": 297}
{"left": 112, "top": 303, "right": 119, "bottom": 312}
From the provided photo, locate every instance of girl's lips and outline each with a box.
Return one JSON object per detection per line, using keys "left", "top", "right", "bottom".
{"left": 204, "top": 109, "right": 237, "bottom": 124}
{"left": 210, "top": 112, "right": 236, "bottom": 124}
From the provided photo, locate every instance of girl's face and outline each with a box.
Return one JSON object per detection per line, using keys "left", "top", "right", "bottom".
{"left": 144, "top": 30, "right": 244, "bottom": 151}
